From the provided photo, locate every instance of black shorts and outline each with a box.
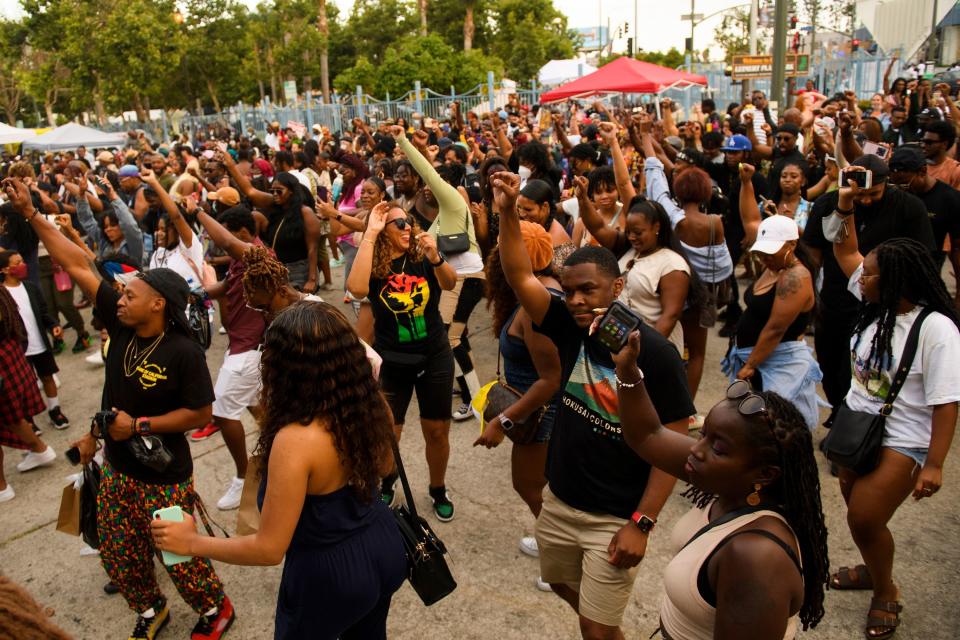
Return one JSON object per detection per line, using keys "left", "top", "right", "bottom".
{"left": 379, "top": 347, "right": 454, "bottom": 423}
{"left": 27, "top": 350, "right": 59, "bottom": 378}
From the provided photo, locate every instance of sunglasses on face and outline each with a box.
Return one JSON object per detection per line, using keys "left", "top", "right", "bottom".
{"left": 387, "top": 218, "right": 411, "bottom": 230}
{"left": 269, "top": 188, "right": 285, "bottom": 195}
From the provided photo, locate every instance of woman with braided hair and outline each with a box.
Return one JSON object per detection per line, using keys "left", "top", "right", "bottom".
{"left": 613, "top": 330, "right": 829, "bottom": 639}
{"left": 830, "top": 198, "right": 960, "bottom": 639}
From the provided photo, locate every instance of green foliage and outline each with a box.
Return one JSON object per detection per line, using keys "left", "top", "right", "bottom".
{"left": 713, "top": 7, "right": 769, "bottom": 63}
{"left": 488, "top": 0, "right": 577, "bottom": 81}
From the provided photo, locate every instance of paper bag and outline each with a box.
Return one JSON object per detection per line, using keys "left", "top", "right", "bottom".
{"left": 236, "top": 456, "right": 262, "bottom": 536}
{"left": 56, "top": 482, "right": 80, "bottom": 536}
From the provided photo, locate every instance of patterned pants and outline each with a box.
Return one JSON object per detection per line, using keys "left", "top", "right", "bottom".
{"left": 97, "top": 462, "right": 226, "bottom": 614}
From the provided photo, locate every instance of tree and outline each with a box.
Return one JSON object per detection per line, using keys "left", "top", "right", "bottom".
{"left": 488, "top": 0, "right": 577, "bottom": 81}
{"left": 0, "top": 20, "right": 27, "bottom": 124}
{"left": 713, "top": 7, "right": 768, "bottom": 62}
{"left": 318, "top": 0, "right": 330, "bottom": 102}
{"left": 426, "top": 0, "right": 494, "bottom": 52}
{"left": 417, "top": 0, "right": 428, "bottom": 36}
{"left": 333, "top": 56, "right": 379, "bottom": 96}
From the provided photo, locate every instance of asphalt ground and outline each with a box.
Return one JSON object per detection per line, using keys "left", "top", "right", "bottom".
{"left": 2, "top": 265, "right": 958, "bottom": 639}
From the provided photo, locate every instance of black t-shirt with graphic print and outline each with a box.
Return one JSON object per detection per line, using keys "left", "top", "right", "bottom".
{"left": 96, "top": 282, "right": 215, "bottom": 485}
{"left": 368, "top": 256, "right": 448, "bottom": 361}
{"left": 535, "top": 295, "right": 696, "bottom": 519}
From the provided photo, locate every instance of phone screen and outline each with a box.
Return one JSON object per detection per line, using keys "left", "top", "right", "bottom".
{"left": 595, "top": 302, "right": 642, "bottom": 353}
{"left": 841, "top": 168, "right": 873, "bottom": 189}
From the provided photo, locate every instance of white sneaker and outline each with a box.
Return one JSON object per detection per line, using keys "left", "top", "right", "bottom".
{"left": 519, "top": 536, "right": 539, "bottom": 558}
{"left": 79, "top": 543, "right": 99, "bottom": 556}
{"left": 0, "top": 484, "right": 14, "bottom": 502}
{"left": 217, "top": 477, "right": 245, "bottom": 510}
{"left": 17, "top": 446, "right": 56, "bottom": 472}
{"left": 452, "top": 403, "right": 475, "bottom": 422}
{"left": 536, "top": 576, "right": 552, "bottom": 592}
{"left": 85, "top": 350, "right": 104, "bottom": 366}
{"left": 218, "top": 326, "right": 227, "bottom": 335}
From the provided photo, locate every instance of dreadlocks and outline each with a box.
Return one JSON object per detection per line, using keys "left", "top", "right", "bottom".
{"left": 241, "top": 245, "right": 289, "bottom": 300}
{"left": 683, "top": 392, "right": 829, "bottom": 630}
{"left": 853, "top": 238, "right": 960, "bottom": 373}
{"left": 0, "top": 574, "right": 72, "bottom": 640}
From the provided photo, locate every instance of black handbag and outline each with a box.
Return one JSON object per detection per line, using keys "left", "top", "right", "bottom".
{"left": 436, "top": 208, "right": 471, "bottom": 256}
{"left": 823, "top": 308, "right": 931, "bottom": 475}
{"left": 481, "top": 352, "right": 545, "bottom": 445}
{"left": 94, "top": 411, "right": 173, "bottom": 474}
{"left": 80, "top": 460, "right": 101, "bottom": 549}
{"left": 388, "top": 433, "right": 457, "bottom": 606}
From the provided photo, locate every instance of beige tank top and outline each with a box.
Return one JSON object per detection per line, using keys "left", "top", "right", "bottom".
{"left": 660, "top": 503, "right": 802, "bottom": 640}
{"left": 617, "top": 247, "right": 689, "bottom": 355}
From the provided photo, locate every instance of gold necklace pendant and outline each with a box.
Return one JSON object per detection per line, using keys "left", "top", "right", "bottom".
{"left": 123, "top": 332, "right": 165, "bottom": 378}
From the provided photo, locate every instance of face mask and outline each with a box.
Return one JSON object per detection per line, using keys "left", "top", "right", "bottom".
{"left": 517, "top": 165, "right": 532, "bottom": 181}
{"left": 7, "top": 263, "right": 28, "bottom": 280}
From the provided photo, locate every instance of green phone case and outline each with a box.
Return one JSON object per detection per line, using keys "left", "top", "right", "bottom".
{"left": 152, "top": 506, "right": 193, "bottom": 566}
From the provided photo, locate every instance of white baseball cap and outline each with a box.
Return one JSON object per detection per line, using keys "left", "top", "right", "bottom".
{"left": 750, "top": 214, "right": 799, "bottom": 255}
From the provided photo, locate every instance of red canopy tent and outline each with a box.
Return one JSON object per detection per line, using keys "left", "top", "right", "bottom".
{"left": 539, "top": 56, "right": 708, "bottom": 103}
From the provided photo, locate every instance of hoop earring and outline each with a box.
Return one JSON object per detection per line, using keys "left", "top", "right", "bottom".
{"left": 747, "top": 483, "right": 762, "bottom": 506}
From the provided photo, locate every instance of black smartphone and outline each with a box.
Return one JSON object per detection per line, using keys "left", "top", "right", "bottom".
{"left": 317, "top": 186, "right": 329, "bottom": 203}
{"left": 594, "top": 301, "right": 642, "bottom": 353}
{"left": 66, "top": 446, "right": 81, "bottom": 465}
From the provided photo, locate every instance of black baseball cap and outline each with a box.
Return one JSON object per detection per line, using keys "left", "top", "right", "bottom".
{"left": 138, "top": 268, "right": 192, "bottom": 336}
{"left": 850, "top": 153, "right": 891, "bottom": 181}
{"left": 888, "top": 146, "right": 926, "bottom": 173}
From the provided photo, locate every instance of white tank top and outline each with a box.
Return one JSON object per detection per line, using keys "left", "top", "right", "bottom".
{"left": 660, "top": 502, "right": 802, "bottom": 640}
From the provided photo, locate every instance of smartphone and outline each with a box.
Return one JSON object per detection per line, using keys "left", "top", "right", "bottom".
{"left": 44, "top": 214, "right": 59, "bottom": 225}
{"left": 66, "top": 446, "right": 81, "bottom": 465}
{"left": 594, "top": 301, "right": 642, "bottom": 353}
{"left": 841, "top": 168, "right": 873, "bottom": 189}
{"left": 152, "top": 506, "right": 193, "bottom": 566}
{"left": 317, "top": 186, "right": 329, "bottom": 203}
{"left": 862, "top": 141, "right": 890, "bottom": 159}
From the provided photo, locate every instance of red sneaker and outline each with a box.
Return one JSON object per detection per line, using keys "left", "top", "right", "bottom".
{"left": 190, "top": 422, "right": 221, "bottom": 442}
{"left": 191, "top": 596, "right": 234, "bottom": 640}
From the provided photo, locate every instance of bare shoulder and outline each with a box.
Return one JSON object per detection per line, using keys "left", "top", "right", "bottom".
{"left": 776, "top": 264, "right": 811, "bottom": 298}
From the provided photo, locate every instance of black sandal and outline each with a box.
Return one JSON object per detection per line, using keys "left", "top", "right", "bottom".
{"left": 865, "top": 597, "right": 902, "bottom": 639}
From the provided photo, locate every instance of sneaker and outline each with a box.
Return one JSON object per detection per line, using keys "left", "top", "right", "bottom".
{"left": 330, "top": 256, "right": 345, "bottom": 268}
{"left": 191, "top": 596, "right": 235, "bottom": 640}
{"left": 190, "top": 422, "right": 221, "bottom": 442}
{"left": 380, "top": 475, "right": 398, "bottom": 507}
{"left": 17, "top": 446, "right": 55, "bottom": 472}
{"left": 129, "top": 600, "right": 169, "bottom": 640}
{"left": 452, "top": 403, "right": 475, "bottom": 422}
{"left": 519, "top": 536, "right": 539, "bottom": 558}
{"left": 429, "top": 486, "right": 455, "bottom": 522}
{"left": 0, "top": 484, "right": 14, "bottom": 503}
{"left": 216, "top": 478, "right": 244, "bottom": 511}
{"left": 49, "top": 407, "right": 70, "bottom": 430}
{"left": 536, "top": 576, "right": 552, "bottom": 592}
{"left": 85, "top": 350, "right": 105, "bottom": 366}
{"left": 218, "top": 326, "right": 227, "bottom": 335}
{"left": 79, "top": 543, "right": 99, "bottom": 556}
{"left": 72, "top": 334, "right": 93, "bottom": 353}
{"left": 52, "top": 337, "right": 66, "bottom": 355}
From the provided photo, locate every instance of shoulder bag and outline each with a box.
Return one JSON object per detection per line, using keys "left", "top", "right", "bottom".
{"left": 389, "top": 432, "right": 457, "bottom": 606}
{"left": 481, "top": 350, "right": 545, "bottom": 445}
{"left": 822, "top": 307, "right": 932, "bottom": 476}
{"left": 436, "top": 207, "right": 470, "bottom": 256}
{"left": 698, "top": 216, "right": 730, "bottom": 328}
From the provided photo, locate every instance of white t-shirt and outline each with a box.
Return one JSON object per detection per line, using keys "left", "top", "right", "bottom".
{"left": 6, "top": 283, "right": 46, "bottom": 355}
{"left": 149, "top": 231, "right": 206, "bottom": 289}
{"left": 845, "top": 264, "right": 960, "bottom": 449}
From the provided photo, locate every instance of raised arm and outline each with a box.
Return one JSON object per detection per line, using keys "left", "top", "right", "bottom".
{"left": 598, "top": 122, "right": 637, "bottom": 204}
{"left": 346, "top": 202, "right": 388, "bottom": 299}
{"left": 110, "top": 194, "right": 144, "bottom": 265}
{"left": 493, "top": 171, "right": 552, "bottom": 325}
{"left": 738, "top": 163, "right": 762, "bottom": 245}
{"left": 838, "top": 111, "right": 863, "bottom": 162}
{"left": 744, "top": 112, "right": 773, "bottom": 159}
{"left": 195, "top": 209, "right": 252, "bottom": 262}
{"left": 573, "top": 175, "right": 625, "bottom": 252}
{"left": 216, "top": 149, "right": 273, "bottom": 209}
{"left": 644, "top": 157, "right": 686, "bottom": 230}
{"left": 883, "top": 56, "right": 897, "bottom": 94}
{"left": 831, "top": 175, "right": 864, "bottom": 278}
{"left": 552, "top": 113, "right": 573, "bottom": 154}
{"left": 2, "top": 179, "right": 100, "bottom": 301}
{"left": 142, "top": 169, "right": 194, "bottom": 249}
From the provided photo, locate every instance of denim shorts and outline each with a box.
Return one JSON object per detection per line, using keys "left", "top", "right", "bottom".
{"left": 888, "top": 446, "right": 928, "bottom": 468}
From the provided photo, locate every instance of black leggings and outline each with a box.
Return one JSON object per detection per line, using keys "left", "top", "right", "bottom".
{"left": 814, "top": 309, "right": 856, "bottom": 425}
{"left": 446, "top": 277, "right": 485, "bottom": 401}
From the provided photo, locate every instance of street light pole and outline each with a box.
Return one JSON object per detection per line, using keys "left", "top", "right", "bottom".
{"left": 770, "top": 0, "right": 788, "bottom": 108}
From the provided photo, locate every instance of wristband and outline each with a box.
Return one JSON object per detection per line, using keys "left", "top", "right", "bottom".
{"left": 615, "top": 368, "right": 644, "bottom": 388}
{"left": 336, "top": 213, "right": 342, "bottom": 221}
{"left": 835, "top": 206, "right": 854, "bottom": 216}
{"left": 429, "top": 255, "right": 446, "bottom": 268}
{"left": 27, "top": 208, "right": 40, "bottom": 221}
{"left": 631, "top": 512, "right": 657, "bottom": 533}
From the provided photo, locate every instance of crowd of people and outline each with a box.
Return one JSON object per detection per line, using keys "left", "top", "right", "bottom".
{"left": 0, "top": 76, "right": 958, "bottom": 640}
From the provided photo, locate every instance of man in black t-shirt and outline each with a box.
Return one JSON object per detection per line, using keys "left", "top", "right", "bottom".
{"left": 2, "top": 178, "right": 235, "bottom": 640}
{"left": 889, "top": 145, "right": 960, "bottom": 293}
{"left": 802, "top": 154, "right": 936, "bottom": 425}
{"left": 494, "top": 172, "right": 694, "bottom": 638}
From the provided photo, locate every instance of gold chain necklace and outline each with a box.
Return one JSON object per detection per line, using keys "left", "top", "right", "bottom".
{"left": 123, "top": 332, "right": 165, "bottom": 378}
{"left": 389, "top": 255, "right": 408, "bottom": 275}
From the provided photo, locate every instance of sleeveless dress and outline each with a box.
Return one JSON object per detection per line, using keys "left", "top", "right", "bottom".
{"left": 660, "top": 502, "right": 803, "bottom": 640}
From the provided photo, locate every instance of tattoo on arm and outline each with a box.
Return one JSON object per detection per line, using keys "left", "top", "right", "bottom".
{"left": 776, "top": 267, "right": 803, "bottom": 299}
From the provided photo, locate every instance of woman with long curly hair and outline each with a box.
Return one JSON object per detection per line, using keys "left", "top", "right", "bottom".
{"left": 475, "top": 221, "right": 562, "bottom": 588}
{"left": 613, "top": 331, "right": 829, "bottom": 638}
{"left": 346, "top": 201, "right": 458, "bottom": 521}
{"left": 152, "top": 300, "right": 406, "bottom": 640}
{"left": 830, "top": 196, "right": 960, "bottom": 639}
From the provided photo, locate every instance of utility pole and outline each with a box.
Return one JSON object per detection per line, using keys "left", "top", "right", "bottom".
{"left": 680, "top": 0, "right": 703, "bottom": 118}
{"left": 634, "top": 0, "right": 638, "bottom": 57}
{"left": 744, "top": 0, "right": 758, "bottom": 101}
{"left": 770, "top": 0, "right": 789, "bottom": 108}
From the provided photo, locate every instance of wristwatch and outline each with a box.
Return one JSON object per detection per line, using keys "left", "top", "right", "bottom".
{"left": 498, "top": 413, "right": 514, "bottom": 432}
{"left": 335, "top": 212, "right": 343, "bottom": 221}
{"left": 135, "top": 418, "right": 152, "bottom": 435}
{"left": 429, "top": 255, "right": 446, "bottom": 267}
{"left": 631, "top": 511, "right": 657, "bottom": 534}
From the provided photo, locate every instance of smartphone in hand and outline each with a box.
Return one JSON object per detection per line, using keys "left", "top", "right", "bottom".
{"left": 594, "top": 302, "right": 642, "bottom": 353}
{"left": 152, "top": 506, "right": 193, "bottom": 566}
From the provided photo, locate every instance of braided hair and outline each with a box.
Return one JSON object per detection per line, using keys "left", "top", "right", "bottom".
{"left": 852, "top": 238, "right": 960, "bottom": 373}
{"left": 0, "top": 281, "right": 26, "bottom": 343}
{"left": 241, "top": 245, "right": 289, "bottom": 300}
{"left": 683, "top": 392, "right": 829, "bottom": 630}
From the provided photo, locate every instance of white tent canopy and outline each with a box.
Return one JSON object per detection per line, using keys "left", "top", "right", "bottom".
{"left": 23, "top": 122, "right": 126, "bottom": 152}
{"left": 538, "top": 59, "right": 598, "bottom": 86}
{"left": 0, "top": 123, "right": 37, "bottom": 145}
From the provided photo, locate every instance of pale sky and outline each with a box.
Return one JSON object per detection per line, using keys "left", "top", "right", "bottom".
{"left": 0, "top": 0, "right": 749, "bottom": 57}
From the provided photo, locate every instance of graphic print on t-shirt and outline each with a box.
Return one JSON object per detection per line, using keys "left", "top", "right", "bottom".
{"left": 133, "top": 357, "right": 169, "bottom": 390}
{"left": 379, "top": 272, "right": 430, "bottom": 343}
{"left": 851, "top": 349, "right": 891, "bottom": 401}
{"left": 563, "top": 344, "right": 623, "bottom": 441}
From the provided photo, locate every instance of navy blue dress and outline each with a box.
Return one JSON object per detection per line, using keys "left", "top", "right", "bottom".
{"left": 258, "top": 478, "right": 407, "bottom": 640}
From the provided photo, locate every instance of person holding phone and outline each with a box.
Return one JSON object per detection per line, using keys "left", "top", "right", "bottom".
{"left": 494, "top": 170, "right": 694, "bottom": 639}
{"left": 76, "top": 172, "right": 144, "bottom": 267}
{"left": 1, "top": 178, "right": 236, "bottom": 640}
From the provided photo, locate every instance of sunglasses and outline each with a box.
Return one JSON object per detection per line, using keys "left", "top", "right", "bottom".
{"left": 387, "top": 218, "right": 411, "bottom": 230}
{"left": 269, "top": 188, "right": 286, "bottom": 195}
{"left": 726, "top": 379, "right": 766, "bottom": 416}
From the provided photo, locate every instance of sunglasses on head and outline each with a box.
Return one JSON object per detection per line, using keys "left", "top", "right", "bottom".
{"left": 726, "top": 379, "right": 766, "bottom": 416}
{"left": 388, "top": 217, "right": 411, "bottom": 230}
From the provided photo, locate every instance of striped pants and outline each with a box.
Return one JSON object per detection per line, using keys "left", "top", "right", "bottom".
{"left": 97, "top": 462, "right": 226, "bottom": 614}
